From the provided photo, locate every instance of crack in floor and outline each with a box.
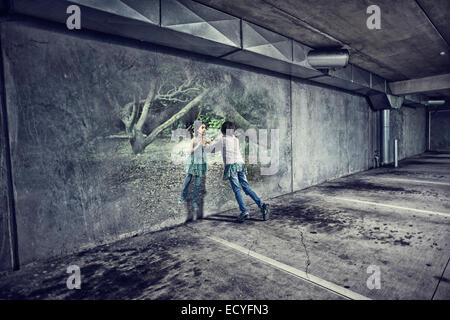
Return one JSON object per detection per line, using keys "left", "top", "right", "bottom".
{"left": 248, "top": 230, "right": 261, "bottom": 258}
{"left": 431, "top": 256, "right": 450, "bottom": 300}
{"left": 299, "top": 229, "right": 311, "bottom": 278}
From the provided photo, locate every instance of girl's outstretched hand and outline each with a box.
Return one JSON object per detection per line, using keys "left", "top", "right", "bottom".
{"left": 202, "top": 137, "right": 212, "bottom": 146}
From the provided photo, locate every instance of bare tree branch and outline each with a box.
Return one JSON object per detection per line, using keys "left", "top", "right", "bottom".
{"left": 220, "top": 103, "right": 252, "bottom": 129}
{"left": 104, "top": 134, "right": 130, "bottom": 139}
{"left": 135, "top": 81, "right": 158, "bottom": 132}
{"left": 141, "top": 89, "right": 209, "bottom": 148}
{"left": 155, "top": 82, "right": 200, "bottom": 102}
{"left": 109, "top": 68, "right": 212, "bottom": 153}
{"left": 121, "top": 101, "right": 137, "bottom": 135}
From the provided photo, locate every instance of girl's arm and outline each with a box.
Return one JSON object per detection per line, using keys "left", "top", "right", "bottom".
{"left": 189, "top": 138, "right": 201, "bottom": 155}
{"left": 205, "top": 133, "right": 223, "bottom": 153}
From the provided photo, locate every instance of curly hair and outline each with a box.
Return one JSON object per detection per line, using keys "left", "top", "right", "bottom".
{"left": 220, "top": 121, "right": 235, "bottom": 135}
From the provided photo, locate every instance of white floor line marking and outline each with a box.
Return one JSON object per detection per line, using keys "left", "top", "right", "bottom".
{"left": 208, "top": 235, "right": 371, "bottom": 301}
{"left": 376, "top": 177, "right": 450, "bottom": 186}
{"left": 334, "top": 197, "right": 450, "bottom": 218}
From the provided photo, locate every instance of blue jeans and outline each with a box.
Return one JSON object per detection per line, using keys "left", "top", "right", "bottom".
{"left": 181, "top": 174, "right": 202, "bottom": 205}
{"left": 229, "top": 171, "right": 263, "bottom": 214}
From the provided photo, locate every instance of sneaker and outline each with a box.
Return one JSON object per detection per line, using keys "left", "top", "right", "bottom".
{"left": 261, "top": 203, "right": 270, "bottom": 221}
{"left": 237, "top": 212, "right": 250, "bottom": 223}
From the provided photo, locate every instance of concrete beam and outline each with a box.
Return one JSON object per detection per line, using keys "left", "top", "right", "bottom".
{"left": 389, "top": 74, "right": 450, "bottom": 95}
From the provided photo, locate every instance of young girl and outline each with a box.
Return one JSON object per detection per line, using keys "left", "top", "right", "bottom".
{"left": 179, "top": 121, "right": 210, "bottom": 210}
{"left": 208, "top": 121, "right": 270, "bottom": 222}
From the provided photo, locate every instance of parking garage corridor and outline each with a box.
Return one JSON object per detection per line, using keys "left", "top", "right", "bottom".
{"left": 0, "top": 151, "right": 448, "bottom": 300}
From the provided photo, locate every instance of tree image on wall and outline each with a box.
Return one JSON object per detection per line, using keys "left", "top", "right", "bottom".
{"left": 106, "top": 59, "right": 275, "bottom": 155}
{"left": 105, "top": 64, "right": 208, "bottom": 154}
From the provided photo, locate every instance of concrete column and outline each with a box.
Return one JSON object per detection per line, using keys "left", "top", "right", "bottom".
{"left": 427, "top": 111, "right": 432, "bottom": 151}
{"left": 394, "top": 139, "right": 398, "bottom": 167}
{"left": 381, "top": 109, "right": 390, "bottom": 165}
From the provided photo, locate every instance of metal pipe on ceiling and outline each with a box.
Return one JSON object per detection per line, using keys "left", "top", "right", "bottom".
{"left": 306, "top": 49, "right": 349, "bottom": 69}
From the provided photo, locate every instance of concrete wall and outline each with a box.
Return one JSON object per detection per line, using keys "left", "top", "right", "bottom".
{"left": 292, "top": 80, "right": 377, "bottom": 191}
{"left": 0, "top": 19, "right": 426, "bottom": 270}
{"left": 390, "top": 107, "right": 427, "bottom": 160}
{"left": 430, "top": 110, "right": 450, "bottom": 151}
{"left": 1, "top": 21, "right": 291, "bottom": 266}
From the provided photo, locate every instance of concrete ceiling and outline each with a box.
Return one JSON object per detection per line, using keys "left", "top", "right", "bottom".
{"left": 195, "top": 0, "right": 450, "bottom": 100}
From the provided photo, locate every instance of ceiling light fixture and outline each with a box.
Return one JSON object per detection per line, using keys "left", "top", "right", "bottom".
{"left": 427, "top": 100, "right": 446, "bottom": 105}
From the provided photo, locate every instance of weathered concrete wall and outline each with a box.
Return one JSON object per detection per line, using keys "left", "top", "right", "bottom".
{"left": 0, "top": 18, "right": 428, "bottom": 269}
{"left": 430, "top": 110, "right": 450, "bottom": 151}
{"left": 390, "top": 107, "right": 426, "bottom": 160}
{"left": 0, "top": 67, "right": 12, "bottom": 271}
{"left": 1, "top": 21, "right": 291, "bottom": 266}
{"left": 291, "top": 80, "right": 376, "bottom": 191}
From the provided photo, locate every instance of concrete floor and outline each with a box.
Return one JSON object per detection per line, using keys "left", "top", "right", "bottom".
{"left": 0, "top": 152, "right": 449, "bottom": 300}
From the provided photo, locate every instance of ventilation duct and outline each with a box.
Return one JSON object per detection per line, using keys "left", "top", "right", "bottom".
{"left": 306, "top": 49, "right": 349, "bottom": 69}
{"left": 222, "top": 21, "right": 294, "bottom": 76}
{"left": 12, "top": 0, "right": 242, "bottom": 58}
{"left": 403, "top": 94, "right": 428, "bottom": 108}
{"left": 387, "top": 94, "right": 404, "bottom": 109}
{"left": 10, "top": 0, "right": 420, "bottom": 108}
{"left": 366, "top": 92, "right": 405, "bottom": 110}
